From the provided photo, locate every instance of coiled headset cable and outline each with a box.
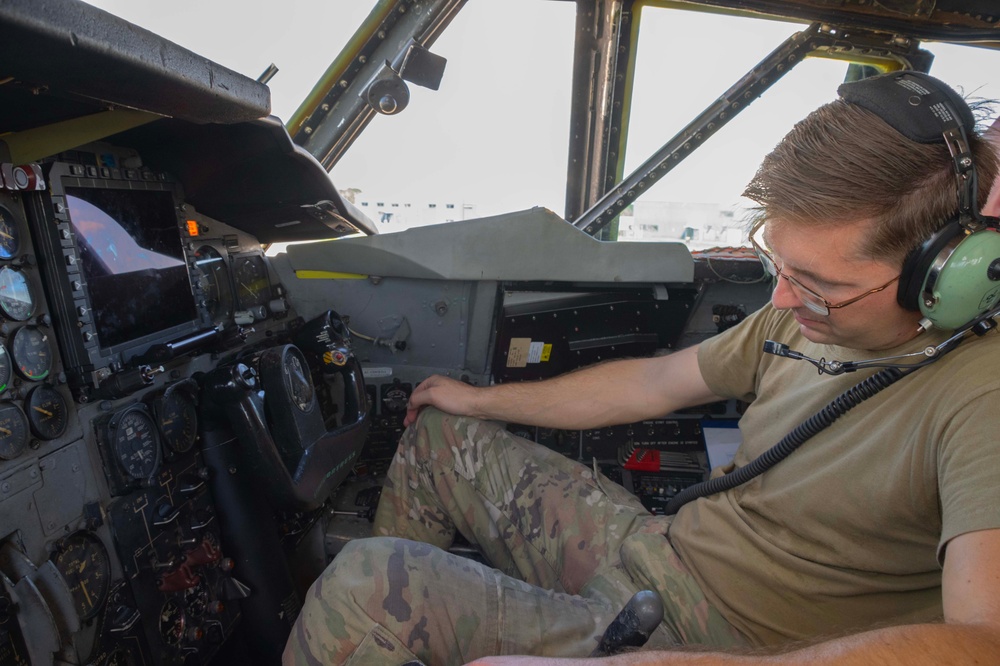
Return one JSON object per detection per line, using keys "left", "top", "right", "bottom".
{"left": 664, "top": 309, "right": 999, "bottom": 515}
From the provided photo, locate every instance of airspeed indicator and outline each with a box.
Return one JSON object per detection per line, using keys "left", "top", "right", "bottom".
{"left": 109, "top": 405, "right": 160, "bottom": 480}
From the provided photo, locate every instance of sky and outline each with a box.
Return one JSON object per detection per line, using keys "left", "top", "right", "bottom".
{"left": 81, "top": 1, "right": 1000, "bottom": 222}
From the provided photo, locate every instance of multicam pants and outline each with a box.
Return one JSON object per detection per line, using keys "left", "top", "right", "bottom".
{"left": 284, "top": 407, "right": 746, "bottom": 665}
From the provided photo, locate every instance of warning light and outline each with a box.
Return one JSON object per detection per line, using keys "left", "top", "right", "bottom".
{"left": 186, "top": 220, "right": 200, "bottom": 237}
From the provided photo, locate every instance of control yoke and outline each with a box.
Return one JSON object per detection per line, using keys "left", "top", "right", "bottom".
{"left": 204, "top": 311, "right": 370, "bottom": 510}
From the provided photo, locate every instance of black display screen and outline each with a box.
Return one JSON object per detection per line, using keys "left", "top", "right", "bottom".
{"left": 65, "top": 187, "right": 197, "bottom": 350}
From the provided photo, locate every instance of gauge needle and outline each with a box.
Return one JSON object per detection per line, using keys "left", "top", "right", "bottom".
{"left": 0, "top": 229, "right": 11, "bottom": 240}
{"left": 33, "top": 406, "right": 53, "bottom": 417}
{"left": 240, "top": 282, "right": 254, "bottom": 295}
{"left": 78, "top": 560, "right": 87, "bottom": 573}
{"left": 80, "top": 580, "right": 93, "bottom": 606}
{"left": 0, "top": 427, "right": 10, "bottom": 436}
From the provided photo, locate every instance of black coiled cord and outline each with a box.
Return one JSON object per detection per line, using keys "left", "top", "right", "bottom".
{"left": 664, "top": 366, "right": 909, "bottom": 515}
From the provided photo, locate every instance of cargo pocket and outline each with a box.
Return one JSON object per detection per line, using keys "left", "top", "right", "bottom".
{"left": 344, "top": 624, "right": 422, "bottom": 666}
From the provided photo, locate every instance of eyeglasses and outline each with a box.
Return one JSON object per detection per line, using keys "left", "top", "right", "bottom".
{"left": 749, "top": 221, "right": 900, "bottom": 316}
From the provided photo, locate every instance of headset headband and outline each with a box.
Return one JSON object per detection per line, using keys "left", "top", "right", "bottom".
{"left": 838, "top": 71, "right": 980, "bottom": 223}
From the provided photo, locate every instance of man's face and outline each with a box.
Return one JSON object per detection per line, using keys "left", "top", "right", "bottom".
{"left": 764, "top": 219, "right": 924, "bottom": 350}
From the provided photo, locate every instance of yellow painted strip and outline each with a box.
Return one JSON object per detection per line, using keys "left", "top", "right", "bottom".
{"left": 295, "top": 270, "right": 369, "bottom": 280}
{"left": 2, "top": 109, "right": 159, "bottom": 164}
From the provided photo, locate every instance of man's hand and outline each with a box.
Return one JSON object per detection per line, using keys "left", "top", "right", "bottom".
{"left": 404, "top": 375, "right": 483, "bottom": 426}
{"left": 404, "top": 346, "right": 716, "bottom": 431}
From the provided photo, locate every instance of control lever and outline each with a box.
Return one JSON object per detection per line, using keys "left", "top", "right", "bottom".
{"left": 590, "top": 590, "right": 664, "bottom": 657}
{"left": 97, "top": 365, "right": 164, "bottom": 400}
{"left": 330, "top": 507, "right": 377, "bottom": 522}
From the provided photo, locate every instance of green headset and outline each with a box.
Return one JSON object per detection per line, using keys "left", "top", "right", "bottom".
{"left": 838, "top": 71, "right": 1000, "bottom": 331}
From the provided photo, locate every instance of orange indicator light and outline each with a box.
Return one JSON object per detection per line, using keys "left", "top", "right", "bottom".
{"left": 186, "top": 220, "right": 199, "bottom": 236}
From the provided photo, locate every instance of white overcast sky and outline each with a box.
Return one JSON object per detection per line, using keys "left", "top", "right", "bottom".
{"left": 82, "top": 1, "right": 1000, "bottom": 220}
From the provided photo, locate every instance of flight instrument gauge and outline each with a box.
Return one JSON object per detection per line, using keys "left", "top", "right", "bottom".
{"left": 0, "top": 205, "right": 21, "bottom": 260}
{"left": 233, "top": 255, "right": 271, "bottom": 311}
{"left": 0, "top": 266, "right": 34, "bottom": 321}
{"left": 108, "top": 405, "right": 161, "bottom": 481}
{"left": 153, "top": 387, "right": 199, "bottom": 455}
{"left": 11, "top": 325, "right": 52, "bottom": 381}
{"left": 0, "top": 344, "right": 12, "bottom": 394}
{"left": 51, "top": 530, "right": 112, "bottom": 622}
{"left": 194, "top": 246, "right": 233, "bottom": 322}
{"left": 0, "top": 402, "right": 28, "bottom": 460}
{"left": 26, "top": 384, "right": 69, "bottom": 440}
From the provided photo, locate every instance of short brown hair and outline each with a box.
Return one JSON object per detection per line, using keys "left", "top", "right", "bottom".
{"left": 743, "top": 98, "right": 1000, "bottom": 265}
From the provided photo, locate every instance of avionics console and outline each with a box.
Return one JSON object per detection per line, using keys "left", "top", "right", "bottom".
{"left": 31, "top": 162, "right": 212, "bottom": 400}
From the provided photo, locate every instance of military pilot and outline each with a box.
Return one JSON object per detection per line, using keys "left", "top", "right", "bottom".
{"left": 284, "top": 72, "right": 1000, "bottom": 665}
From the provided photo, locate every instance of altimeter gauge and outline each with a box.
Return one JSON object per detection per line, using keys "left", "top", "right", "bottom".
{"left": 108, "top": 405, "right": 161, "bottom": 480}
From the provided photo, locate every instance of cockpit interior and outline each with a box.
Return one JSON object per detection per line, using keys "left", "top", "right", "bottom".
{"left": 1, "top": 1, "right": 998, "bottom": 664}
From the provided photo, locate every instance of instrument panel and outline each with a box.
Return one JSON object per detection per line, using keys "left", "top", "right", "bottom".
{"left": 0, "top": 144, "right": 328, "bottom": 666}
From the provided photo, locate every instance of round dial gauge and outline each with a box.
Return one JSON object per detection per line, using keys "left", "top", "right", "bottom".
{"left": 154, "top": 388, "right": 199, "bottom": 455}
{"left": 51, "top": 530, "right": 111, "bottom": 622}
{"left": 0, "top": 266, "right": 34, "bottom": 321}
{"left": 194, "top": 246, "right": 233, "bottom": 322}
{"left": 0, "top": 344, "right": 12, "bottom": 394}
{"left": 11, "top": 325, "right": 52, "bottom": 381}
{"left": 110, "top": 405, "right": 160, "bottom": 480}
{"left": 0, "top": 402, "right": 28, "bottom": 460}
{"left": 26, "top": 384, "right": 69, "bottom": 441}
{"left": 233, "top": 255, "right": 271, "bottom": 311}
{"left": 0, "top": 205, "right": 21, "bottom": 260}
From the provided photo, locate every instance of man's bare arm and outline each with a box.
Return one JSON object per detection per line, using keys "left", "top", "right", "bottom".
{"left": 404, "top": 345, "right": 720, "bottom": 428}
{"left": 463, "top": 529, "right": 1000, "bottom": 665}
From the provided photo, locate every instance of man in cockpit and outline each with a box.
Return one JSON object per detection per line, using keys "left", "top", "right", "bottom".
{"left": 284, "top": 72, "right": 1000, "bottom": 665}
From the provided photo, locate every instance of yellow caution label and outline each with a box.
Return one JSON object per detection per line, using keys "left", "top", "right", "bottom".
{"left": 540, "top": 344, "right": 552, "bottom": 362}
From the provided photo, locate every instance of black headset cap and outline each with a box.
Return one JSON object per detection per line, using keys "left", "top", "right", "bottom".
{"left": 837, "top": 71, "right": 974, "bottom": 144}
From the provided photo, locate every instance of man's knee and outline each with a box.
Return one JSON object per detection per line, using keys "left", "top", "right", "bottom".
{"left": 286, "top": 538, "right": 420, "bottom": 664}
{"left": 402, "top": 407, "right": 502, "bottom": 462}
{"left": 411, "top": 405, "right": 447, "bottom": 432}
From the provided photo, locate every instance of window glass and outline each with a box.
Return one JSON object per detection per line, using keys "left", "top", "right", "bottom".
{"left": 82, "top": 1, "right": 576, "bottom": 232}
{"left": 333, "top": 0, "right": 576, "bottom": 230}
{"left": 620, "top": 7, "right": 1000, "bottom": 248}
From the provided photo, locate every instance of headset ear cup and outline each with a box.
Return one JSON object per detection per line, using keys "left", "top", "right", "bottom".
{"left": 897, "top": 221, "right": 965, "bottom": 311}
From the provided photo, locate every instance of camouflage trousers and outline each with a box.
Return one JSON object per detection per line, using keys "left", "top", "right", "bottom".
{"left": 284, "top": 407, "right": 746, "bottom": 665}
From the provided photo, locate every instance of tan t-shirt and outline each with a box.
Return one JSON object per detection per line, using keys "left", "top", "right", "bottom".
{"left": 671, "top": 304, "right": 1000, "bottom": 646}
